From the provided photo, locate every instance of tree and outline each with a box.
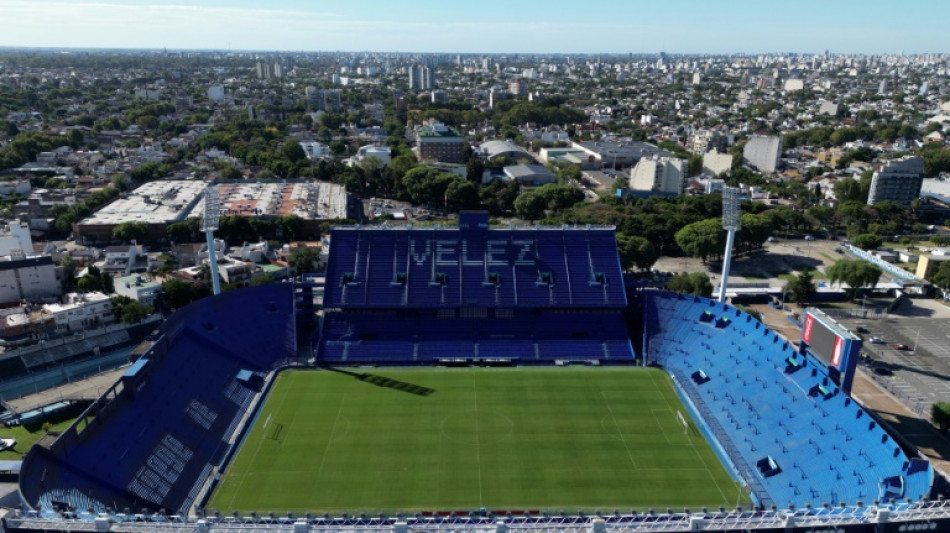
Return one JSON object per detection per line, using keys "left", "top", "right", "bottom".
{"left": 112, "top": 221, "right": 149, "bottom": 243}
{"left": 688, "top": 272, "right": 714, "bottom": 298}
{"left": 827, "top": 259, "right": 882, "bottom": 299}
{"left": 833, "top": 177, "right": 864, "bottom": 203}
{"left": 249, "top": 273, "right": 275, "bottom": 286}
{"left": 687, "top": 154, "right": 703, "bottom": 177}
{"left": 666, "top": 272, "right": 713, "bottom": 298}
{"left": 675, "top": 218, "right": 725, "bottom": 263}
{"left": 66, "top": 129, "right": 84, "bottom": 148}
{"left": 161, "top": 279, "right": 210, "bottom": 309}
{"left": 77, "top": 274, "right": 101, "bottom": 292}
{"left": 616, "top": 234, "right": 658, "bottom": 271}
{"left": 738, "top": 213, "right": 774, "bottom": 252}
{"left": 167, "top": 218, "right": 201, "bottom": 243}
{"left": 61, "top": 255, "right": 77, "bottom": 291}
{"left": 119, "top": 300, "right": 153, "bottom": 324}
{"left": 932, "top": 402, "right": 950, "bottom": 433}
{"left": 217, "top": 163, "right": 243, "bottom": 180}
{"left": 929, "top": 260, "right": 950, "bottom": 292}
{"left": 785, "top": 270, "right": 817, "bottom": 305}
{"left": 445, "top": 179, "right": 479, "bottom": 212}
{"left": 533, "top": 183, "right": 585, "bottom": 211}
{"left": 276, "top": 214, "right": 303, "bottom": 240}
{"left": 852, "top": 233, "right": 883, "bottom": 251}
{"left": 288, "top": 245, "right": 321, "bottom": 273}
{"left": 280, "top": 139, "right": 306, "bottom": 163}
{"left": 514, "top": 192, "right": 546, "bottom": 221}
{"left": 667, "top": 273, "right": 693, "bottom": 294}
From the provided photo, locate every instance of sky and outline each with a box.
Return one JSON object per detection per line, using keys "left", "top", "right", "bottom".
{"left": 0, "top": 0, "right": 948, "bottom": 55}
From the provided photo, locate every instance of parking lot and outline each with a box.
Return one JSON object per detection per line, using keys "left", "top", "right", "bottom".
{"left": 834, "top": 298, "right": 950, "bottom": 416}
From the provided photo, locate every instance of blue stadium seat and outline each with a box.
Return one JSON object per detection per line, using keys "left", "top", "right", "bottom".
{"left": 644, "top": 290, "right": 932, "bottom": 509}
{"left": 20, "top": 284, "right": 297, "bottom": 515}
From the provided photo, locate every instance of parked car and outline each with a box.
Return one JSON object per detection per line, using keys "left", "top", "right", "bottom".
{"left": 804, "top": 235, "right": 815, "bottom": 241}
{"left": 870, "top": 337, "right": 886, "bottom": 344}
{"left": 894, "top": 344, "right": 910, "bottom": 351}
{"left": 873, "top": 366, "right": 894, "bottom": 376}
{"left": 856, "top": 326, "right": 870, "bottom": 333}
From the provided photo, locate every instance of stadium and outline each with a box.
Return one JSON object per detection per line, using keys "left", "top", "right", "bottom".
{"left": 3, "top": 212, "right": 948, "bottom": 533}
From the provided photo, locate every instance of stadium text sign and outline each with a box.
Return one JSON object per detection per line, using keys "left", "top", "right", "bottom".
{"left": 411, "top": 239, "right": 536, "bottom": 267}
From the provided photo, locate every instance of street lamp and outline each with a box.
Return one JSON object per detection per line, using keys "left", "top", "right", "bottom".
{"left": 913, "top": 328, "right": 921, "bottom": 352}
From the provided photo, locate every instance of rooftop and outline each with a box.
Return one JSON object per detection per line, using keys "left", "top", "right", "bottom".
{"left": 190, "top": 181, "right": 350, "bottom": 221}
{"left": 416, "top": 122, "right": 461, "bottom": 138}
{"left": 79, "top": 180, "right": 206, "bottom": 227}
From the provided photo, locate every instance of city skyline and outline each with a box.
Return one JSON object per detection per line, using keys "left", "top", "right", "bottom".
{"left": 0, "top": 0, "right": 949, "bottom": 55}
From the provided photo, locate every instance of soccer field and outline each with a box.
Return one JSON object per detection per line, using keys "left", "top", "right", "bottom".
{"left": 209, "top": 367, "right": 749, "bottom": 513}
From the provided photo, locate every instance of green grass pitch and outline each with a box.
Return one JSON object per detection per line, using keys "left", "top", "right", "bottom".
{"left": 209, "top": 367, "right": 750, "bottom": 513}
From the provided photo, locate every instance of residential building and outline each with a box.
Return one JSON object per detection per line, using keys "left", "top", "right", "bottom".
{"left": 102, "top": 244, "right": 149, "bottom": 275}
{"left": 743, "top": 135, "right": 783, "bottom": 174}
{"left": 300, "top": 141, "right": 331, "bottom": 160}
{"left": 114, "top": 275, "right": 162, "bottom": 306}
{"left": 42, "top": 291, "right": 114, "bottom": 333}
{"left": 414, "top": 121, "right": 465, "bottom": 163}
{"left": 0, "top": 255, "right": 60, "bottom": 305}
{"left": 0, "top": 222, "right": 33, "bottom": 257}
{"left": 703, "top": 150, "right": 733, "bottom": 177}
{"left": 629, "top": 156, "right": 687, "bottom": 195}
{"left": 868, "top": 156, "right": 925, "bottom": 206}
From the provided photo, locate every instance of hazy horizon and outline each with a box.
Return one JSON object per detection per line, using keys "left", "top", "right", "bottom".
{"left": 0, "top": 0, "right": 948, "bottom": 55}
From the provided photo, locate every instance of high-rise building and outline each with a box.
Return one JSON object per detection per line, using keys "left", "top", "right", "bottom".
{"left": 629, "top": 156, "right": 687, "bottom": 195}
{"left": 867, "top": 156, "right": 925, "bottom": 206}
{"left": 255, "top": 61, "right": 273, "bottom": 80}
{"left": 742, "top": 135, "right": 783, "bottom": 174}
{"left": 408, "top": 65, "right": 435, "bottom": 90}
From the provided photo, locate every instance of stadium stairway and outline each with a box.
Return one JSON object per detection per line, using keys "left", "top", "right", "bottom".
{"left": 644, "top": 291, "right": 932, "bottom": 509}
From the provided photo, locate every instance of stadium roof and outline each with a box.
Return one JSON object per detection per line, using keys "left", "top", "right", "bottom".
{"left": 323, "top": 223, "right": 626, "bottom": 309}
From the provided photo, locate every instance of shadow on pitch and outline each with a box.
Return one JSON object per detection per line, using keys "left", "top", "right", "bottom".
{"left": 321, "top": 366, "right": 435, "bottom": 396}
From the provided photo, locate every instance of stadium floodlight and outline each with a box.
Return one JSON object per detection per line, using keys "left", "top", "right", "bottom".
{"left": 200, "top": 186, "right": 222, "bottom": 296}
{"left": 717, "top": 187, "right": 742, "bottom": 303}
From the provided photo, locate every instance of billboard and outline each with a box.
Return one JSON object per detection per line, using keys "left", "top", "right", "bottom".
{"left": 801, "top": 309, "right": 862, "bottom": 394}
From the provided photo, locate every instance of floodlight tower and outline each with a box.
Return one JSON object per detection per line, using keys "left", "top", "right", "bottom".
{"left": 200, "top": 187, "right": 222, "bottom": 296}
{"left": 717, "top": 186, "right": 742, "bottom": 303}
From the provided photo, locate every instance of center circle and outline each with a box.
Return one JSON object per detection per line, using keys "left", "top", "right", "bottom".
{"left": 440, "top": 408, "right": 515, "bottom": 446}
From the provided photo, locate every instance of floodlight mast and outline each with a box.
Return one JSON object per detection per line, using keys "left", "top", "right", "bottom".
{"left": 717, "top": 186, "right": 742, "bottom": 303}
{"left": 200, "top": 187, "right": 222, "bottom": 296}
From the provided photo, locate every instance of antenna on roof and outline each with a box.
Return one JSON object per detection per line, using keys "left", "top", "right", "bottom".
{"left": 200, "top": 186, "right": 222, "bottom": 296}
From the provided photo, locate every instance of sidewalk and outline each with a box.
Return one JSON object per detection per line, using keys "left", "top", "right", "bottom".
{"left": 4, "top": 368, "right": 127, "bottom": 414}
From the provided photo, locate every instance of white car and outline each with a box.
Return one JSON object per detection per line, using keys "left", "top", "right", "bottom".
{"left": 870, "top": 337, "right": 886, "bottom": 345}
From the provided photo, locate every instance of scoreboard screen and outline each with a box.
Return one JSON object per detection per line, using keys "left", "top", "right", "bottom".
{"left": 800, "top": 308, "right": 862, "bottom": 394}
{"left": 802, "top": 312, "right": 846, "bottom": 368}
